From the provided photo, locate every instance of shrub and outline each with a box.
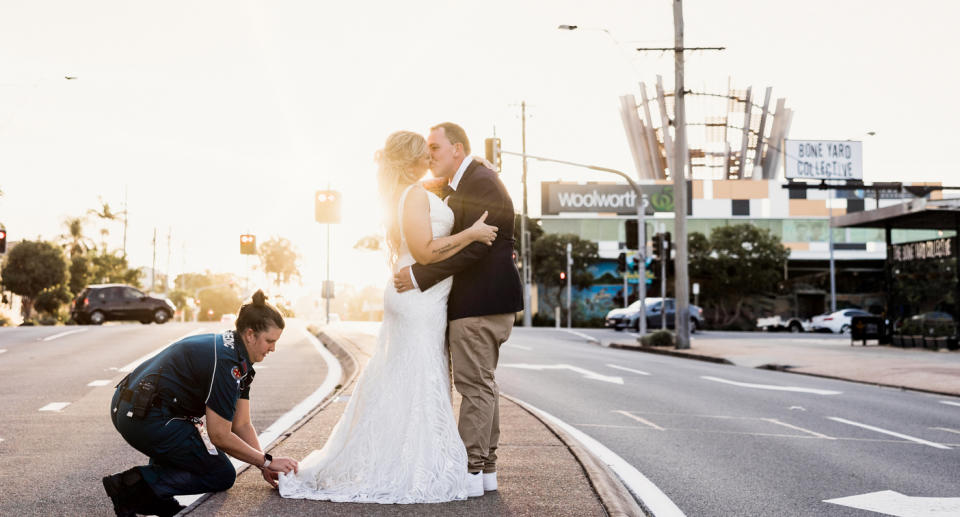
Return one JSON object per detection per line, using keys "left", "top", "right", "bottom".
{"left": 640, "top": 330, "right": 675, "bottom": 347}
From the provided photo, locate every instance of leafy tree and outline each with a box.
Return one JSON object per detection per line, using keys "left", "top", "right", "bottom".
{"left": 513, "top": 215, "right": 545, "bottom": 255}
{"left": 61, "top": 216, "right": 93, "bottom": 258}
{"left": 68, "top": 255, "right": 94, "bottom": 296}
{"left": 198, "top": 285, "right": 242, "bottom": 321}
{"left": 172, "top": 272, "right": 243, "bottom": 321}
{"left": 1, "top": 240, "right": 69, "bottom": 319}
{"left": 258, "top": 237, "right": 300, "bottom": 285}
{"left": 689, "top": 224, "right": 790, "bottom": 327}
{"left": 531, "top": 233, "right": 598, "bottom": 322}
{"left": 34, "top": 284, "right": 73, "bottom": 317}
{"left": 89, "top": 251, "right": 141, "bottom": 287}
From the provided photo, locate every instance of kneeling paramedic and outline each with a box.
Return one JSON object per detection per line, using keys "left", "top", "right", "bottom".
{"left": 102, "top": 290, "right": 299, "bottom": 517}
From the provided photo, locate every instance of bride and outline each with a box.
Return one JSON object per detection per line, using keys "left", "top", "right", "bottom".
{"left": 278, "top": 130, "right": 497, "bottom": 503}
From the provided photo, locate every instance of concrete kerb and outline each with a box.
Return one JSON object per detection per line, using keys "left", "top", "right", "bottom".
{"left": 756, "top": 363, "right": 960, "bottom": 398}
{"left": 500, "top": 393, "right": 648, "bottom": 517}
{"left": 608, "top": 342, "right": 734, "bottom": 365}
{"left": 181, "top": 327, "right": 359, "bottom": 516}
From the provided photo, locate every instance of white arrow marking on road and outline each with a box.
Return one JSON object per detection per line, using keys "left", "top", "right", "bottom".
{"left": 701, "top": 376, "right": 842, "bottom": 395}
{"left": 87, "top": 380, "right": 111, "bottom": 387}
{"left": 0, "top": 349, "right": 6, "bottom": 354}
{"left": 939, "top": 400, "right": 960, "bottom": 408}
{"left": 828, "top": 417, "right": 950, "bottom": 450}
{"left": 606, "top": 364, "right": 651, "bottom": 376}
{"left": 501, "top": 363, "right": 624, "bottom": 384}
{"left": 824, "top": 490, "right": 960, "bottom": 516}
{"left": 39, "top": 402, "right": 70, "bottom": 412}
{"left": 120, "top": 328, "right": 206, "bottom": 372}
{"left": 41, "top": 328, "right": 89, "bottom": 341}
{"left": 930, "top": 427, "right": 960, "bottom": 436}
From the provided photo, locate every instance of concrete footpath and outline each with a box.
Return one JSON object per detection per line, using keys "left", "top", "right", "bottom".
{"left": 184, "top": 326, "right": 643, "bottom": 517}
{"left": 610, "top": 333, "right": 960, "bottom": 397}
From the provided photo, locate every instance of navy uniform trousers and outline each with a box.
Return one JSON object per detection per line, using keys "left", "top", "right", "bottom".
{"left": 110, "top": 389, "right": 236, "bottom": 497}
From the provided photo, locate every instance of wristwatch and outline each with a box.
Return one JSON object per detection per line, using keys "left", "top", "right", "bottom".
{"left": 262, "top": 452, "right": 273, "bottom": 469}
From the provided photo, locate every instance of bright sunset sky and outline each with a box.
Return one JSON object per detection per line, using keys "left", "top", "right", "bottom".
{"left": 2, "top": 1, "right": 958, "bottom": 291}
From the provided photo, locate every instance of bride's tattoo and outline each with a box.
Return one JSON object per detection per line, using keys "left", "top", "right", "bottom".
{"left": 433, "top": 243, "right": 456, "bottom": 255}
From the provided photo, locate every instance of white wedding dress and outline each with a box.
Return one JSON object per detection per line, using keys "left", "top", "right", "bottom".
{"left": 279, "top": 185, "right": 469, "bottom": 504}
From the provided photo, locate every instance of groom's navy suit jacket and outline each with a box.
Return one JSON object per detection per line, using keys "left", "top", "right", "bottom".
{"left": 411, "top": 160, "right": 524, "bottom": 321}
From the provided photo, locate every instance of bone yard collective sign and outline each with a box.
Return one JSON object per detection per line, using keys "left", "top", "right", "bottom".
{"left": 784, "top": 139, "right": 863, "bottom": 181}
{"left": 541, "top": 181, "right": 691, "bottom": 215}
{"left": 890, "top": 237, "right": 954, "bottom": 262}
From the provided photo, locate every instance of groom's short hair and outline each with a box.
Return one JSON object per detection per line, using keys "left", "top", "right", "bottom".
{"left": 431, "top": 122, "right": 471, "bottom": 156}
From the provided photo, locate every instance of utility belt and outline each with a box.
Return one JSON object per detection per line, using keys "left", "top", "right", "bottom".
{"left": 115, "top": 368, "right": 163, "bottom": 420}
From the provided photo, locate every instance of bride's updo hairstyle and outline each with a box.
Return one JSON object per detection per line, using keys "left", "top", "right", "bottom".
{"left": 376, "top": 130, "right": 428, "bottom": 265}
{"left": 236, "top": 289, "right": 285, "bottom": 335}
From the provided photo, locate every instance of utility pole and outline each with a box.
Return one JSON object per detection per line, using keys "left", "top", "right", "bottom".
{"left": 520, "top": 101, "right": 533, "bottom": 327}
{"left": 633, "top": 0, "right": 722, "bottom": 349}
{"left": 671, "top": 0, "right": 691, "bottom": 348}
{"left": 151, "top": 227, "right": 157, "bottom": 294}
{"left": 828, "top": 186, "right": 837, "bottom": 312}
{"left": 566, "top": 242, "right": 572, "bottom": 329}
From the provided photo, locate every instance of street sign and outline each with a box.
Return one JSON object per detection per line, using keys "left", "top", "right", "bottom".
{"left": 784, "top": 140, "right": 863, "bottom": 181}
{"left": 315, "top": 190, "right": 341, "bottom": 223}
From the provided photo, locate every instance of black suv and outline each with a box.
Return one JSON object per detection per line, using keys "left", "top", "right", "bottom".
{"left": 71, "top": 284, "right": 175, "bottom": 325}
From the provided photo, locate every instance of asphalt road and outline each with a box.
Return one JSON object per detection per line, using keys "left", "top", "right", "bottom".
{"left": 0, "top": 320, "right": 329, "bottom": 517}
{"left": 498, "top": 327, "right": 960, "bottom": 516}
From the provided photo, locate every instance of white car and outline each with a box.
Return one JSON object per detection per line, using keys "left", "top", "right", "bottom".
{"left": 809, "top": 309, "right": 873, "bottom": 334}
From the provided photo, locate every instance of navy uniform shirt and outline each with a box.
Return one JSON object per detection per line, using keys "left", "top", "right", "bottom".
{"left": 125, "top": 330, "right": 255, "bottom": 421}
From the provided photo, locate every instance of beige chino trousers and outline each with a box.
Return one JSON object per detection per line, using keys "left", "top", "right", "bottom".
{"left": 448, "top": 313, "right": 515, "bottom": 474}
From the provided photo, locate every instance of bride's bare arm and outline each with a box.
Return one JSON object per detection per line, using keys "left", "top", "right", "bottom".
{"left": 403, "top": 186, "right": 497, "bottom": 265}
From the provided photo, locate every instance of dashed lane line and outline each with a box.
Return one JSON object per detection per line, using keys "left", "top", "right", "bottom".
{"left": 87, "top": 380, "right": 112, "bottom": 387}
{"left": 614, "top": 410, "right": 665, "bottom": 430}
{"left": 939, "top": 400, "right": 960, "bottom": 408}
{"left": 828, "top": 417, "right": 950, "bottom": 450}
{"left": 506, "top": 344, "right": 533, "bottom": 351}
{"left": 41, "top": 328, "right": 89, "bottom": 341}
{"left": 560, "top": 329, "right": 601, "bottom": 344}
{"left": 119, "top": 328, "right": 207, "bottom": 373}
{"left": 762, "top": 418, "right": 835, "bottom": 440}
{"left": 930, "top": 427, "right": 960, "bottom": 436}
{"left": 607, "top": 364, "right": 651, "bottom": 376}
{"left": 39, "top": 402, "right": 71, "bottom": 412}
{"left": 0, "top": 349, "right": 6, "bottom": 354}
{"left": 701, "top": 375, "right": 843, "bottom": 396}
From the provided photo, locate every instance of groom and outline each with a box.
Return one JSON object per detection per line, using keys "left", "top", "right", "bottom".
{"left": 394, "top": 122, "right": 523, "bottom": 497}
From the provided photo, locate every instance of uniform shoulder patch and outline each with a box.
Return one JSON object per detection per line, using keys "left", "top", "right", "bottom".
{"left": 231, "top": 366, "right": 242, "bottom": 380}
{"left": 222, "top": 331, "right": 235, "bottom": 349}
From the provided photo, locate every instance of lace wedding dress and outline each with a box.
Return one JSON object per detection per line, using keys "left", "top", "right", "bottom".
{"left": 279, "top": 185, "right": 469, "bottom": 504}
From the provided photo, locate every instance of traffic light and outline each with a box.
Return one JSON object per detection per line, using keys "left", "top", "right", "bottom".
{"left": 484, "top": 137, "right": 502, "bottom": 172}
{"left": 616, "top": 252, "right": 626, "bottom": 273}
{"left": 651, "top": 233, "right": 663, "bottom": 261}
{"left": 315, "top": 190, "right": 342, "bottom": 223}
{"left": 559, "top": 271, "right": 566, "bottom": 280}
{"left": 240, "top": 234, "right": 256, "bottom": 255}
{"left": 0, "top": 229, "right": 6, "bottom": 253}
{"left": 625, "top": 220, "right": 637, "bottom": 250}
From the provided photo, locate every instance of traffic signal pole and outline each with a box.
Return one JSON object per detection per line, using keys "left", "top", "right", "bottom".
{"left": 637, "top": 194, "right": 648, "bottom": 336}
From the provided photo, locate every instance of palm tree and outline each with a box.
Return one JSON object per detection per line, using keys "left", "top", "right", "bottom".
{"left": 61, "top": 216, "right": 93, "bottom": 258}
{"left": 88, "top": 197, "right": 126, "bottom": 253}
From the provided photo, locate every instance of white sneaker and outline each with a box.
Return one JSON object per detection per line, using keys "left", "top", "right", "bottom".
{"left": 483, "top": 472, "right": 497, "bottom": 492}
{"left": 467, "top": 472, "right": 484, "bottom": 497}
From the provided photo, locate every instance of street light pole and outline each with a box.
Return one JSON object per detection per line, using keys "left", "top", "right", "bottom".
{"left": 566, "top": 242, "right": 572, "bottom": 329}
{"left": 672, "top": 0, "right": 692, "bottom": 349}
{"left": 521, "top": 101, "right": 532, "bottom": 327}
{"left": 828, "top": 186, "right": 837, "bottom": 313}
{"left": 637, "top": 195, "right": 648, "bottom": 336}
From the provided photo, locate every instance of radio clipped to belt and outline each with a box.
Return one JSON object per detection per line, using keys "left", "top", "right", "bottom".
{"left": 119, "top": 368, "right": 163, "bottom": 419}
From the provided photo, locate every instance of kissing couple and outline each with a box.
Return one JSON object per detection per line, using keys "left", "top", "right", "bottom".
{"left": 279, "top": 122, "right": 524, "bottom": 503}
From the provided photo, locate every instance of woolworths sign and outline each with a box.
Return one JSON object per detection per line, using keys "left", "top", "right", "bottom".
{"left": 541, "top": 182, "right": 691, "bottom": 215}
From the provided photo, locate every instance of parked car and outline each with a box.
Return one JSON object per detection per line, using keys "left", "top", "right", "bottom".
{"left": 809, "top": 308, "right": 874, "bottom": 334}
{"left": 756, "top": 314, "right": 810, "bottom": 333}
{"left": 605, "top": 297, "right": 705, "bottom": 333}
{"left": 71, "top": 284, "right": 176, "bottom": 325}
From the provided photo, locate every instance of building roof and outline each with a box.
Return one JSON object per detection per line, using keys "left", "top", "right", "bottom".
{"left": 831, "top": 197, "right": 960, "bottom": 230}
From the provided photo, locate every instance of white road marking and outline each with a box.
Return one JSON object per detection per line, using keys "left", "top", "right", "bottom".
{"left": 824, "top": 490, "right": 960, "bottom": 516}
{"left": 939, "top": 400, "right": 960, "bottom": 408}
{"left": 0, "top": 349, "right": 6, "bottom": 354}
{"left": 606, "top": 364, "right": 651, "bottom": 376}
{"left": 615, "top": 410, "right": 664, "bottom": 430}
{"left": 41, "top": 328, "right": 89, "bottom": 341}
{"left": 505, "top": 395, "right": 685, "bottom": 517}
{"left": 828, "top": 417, "right": 951, "bottom": 450}
{"left": 930, "top": 427, "right": 960, "bottom": 436}
{"left": 506, "top": 344, "right": 533, "bottom": 351}
{"left": 501, "top": 363, "right": 624, "bottom": 384}
{"left": 701, "top": 376, "right": 842, "bottom": 396}
{"left": 176, "top": 326, "right": 343, "bottom": 508}
{"left": 87, "top": 380, "right": 112, "bottom": 387}
{"left": 560, "top": 329, "right": 600, "bottom": 344}
{"left": 120, "top": 328, "right": 206, "bottom": 372}
{"left": 39, "top": 402, "right": 70, "bottom": 412}
{"left": 762, "top": 418, "right": 835, "bottom": 440}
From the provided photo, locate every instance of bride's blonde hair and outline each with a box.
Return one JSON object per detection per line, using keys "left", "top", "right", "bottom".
{"left": 376, "top": 130, "right": 428, "bottom": 265}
